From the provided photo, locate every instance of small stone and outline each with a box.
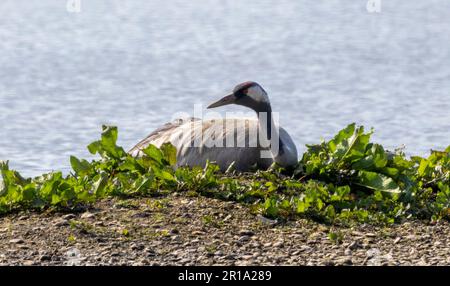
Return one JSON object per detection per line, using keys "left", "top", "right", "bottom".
{"left": 132, "top": 262, "right": 143, "bottom": 266}
{"left": 238, "top": 235, "right": 251, "bottom": 243}
{"left": 40, "top": 255, "right": 52, "bottom": 261}
{"left": 363, "top": 238, "right": 374, "bottom": 245}
{"left": 256, "top": 215, "right": 277, "bottom": 225}
{"left": 223, "top": 215, "right": 232, "bottom": 222}
{"left": 300, "top": 245, "right": 312, "bottom": 252}
{"left": 224, "top": 254, "right": 236, "bottom": 260}
{"left": 81, "top": 212, "right": 95, "bottom": 219}
{"left": 131, "top": 211, "right": 150, "bottom": 218}
{"left": 130, "top": 243, "right": 144, "bottom": 251}
{"left": 9, "top": 238, "right": 24, "bottom": 244}
{"left": 146, "top": 249, "right": 156, "bottom": 257}
{"left": 348, "top": 241, "right": 361, "bottom": 250}
{"left": 291, "top": 250, "right": 301, "bottom": 256}
{"left": 337, "top": 257, "right": 353, "bottom": 265}
{"left": 62, "top": 214, "right": 76, "bottom": 220}
{"left": 351, "top": 230, "right": 365, "bottom": 236}
{"left": 66, "top": 248, "right": 81, "bottom": 258}
{"left": 239, "top": 230, "right": 255, "bottom": 236}
{"left": 344, "top": 248, "right": 352, "bottom": 256}
{"left": 273, "top": 241, "right": 284, "bottom": 248}
{"left": 393, "top": 237, "right": 401, "bottom": 244}
{"left": 251, "top": 242, "right": 262, "bottom": 249}
{"left": 252, "top": 252, "right": 261, "bottom": 258}
{"left": 366, "top": 248, "right": 381, "bottom": 258}
{"left": 54, "top": 219, "right": 69, "bottom": 227}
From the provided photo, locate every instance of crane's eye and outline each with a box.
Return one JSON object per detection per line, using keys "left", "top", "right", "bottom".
{"left": 234, "top": 88, "right": 248, "bottom": 98}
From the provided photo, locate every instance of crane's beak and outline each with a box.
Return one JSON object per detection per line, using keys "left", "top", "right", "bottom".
{"left": 207, "top": 93, "right": 236, "bottom": 109}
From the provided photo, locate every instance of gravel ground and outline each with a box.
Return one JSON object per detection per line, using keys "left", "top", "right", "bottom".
{"left": 1, "top": 193, "right": 450, "bottom": 266}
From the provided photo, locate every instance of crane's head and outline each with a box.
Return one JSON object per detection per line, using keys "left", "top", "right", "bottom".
{"left": 207, "top": 81, "right": 270, "bottom": 111}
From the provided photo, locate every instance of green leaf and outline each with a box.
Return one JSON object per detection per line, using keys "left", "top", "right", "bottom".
{"left": 328, "top": 123, "right": 356, "bottom": 154}
{"left": 100, "top": 125, "right": 121, "bottom": 158}
{"left": 142, "top": 144, "right": 165, "bottom": 166}
{"left": 324, "top": 205, "right": 336, "bottom": 219}
{"left": 135, "top": 175, "right": 154, "bottom": 194}
{"left": 70, "top": 156, "right": 91, "bottom": 175}
{"left": 160, "top": 143, "right": 177, "bottom": 166}
{"left": 380, "top": 167, "right": 399, "bottom": 178}
{"left": 60, "top": 188, "right": 76, "bottom": 202}
{"left": 296, "top": 200, "right": 309, "bottom": 213}
{"left": 371, "top": 144, "right": 388, "bottom": 169}
{"left": 92, "top": 173, "right": 109, "bottom": 197}
{"left": 263, "top": 197, "right": 279, "bottom": 218}
{"left": 417, "top": 159, "right": 429, "bottom": 177}
{"left": 87, "top": 126, "right": 126, "bottom": 159}
{"left": 356, "top": 170, "right": 400, "bottom": 194}
{"left": 327, "top": 123, "right": 373, "bottom": 167}
{"left": 51, "top": 194, "right": 62, "bottom": 205}
{"left": 21, "top": 184, "right": 36, "bottom": 202}
{"left": 445, "top": 145, "right": 450, "bottom": 153}
{"left": 280, "top": 199, "right": 291, "bottom": 210}
{"left": 87, "top": 141, "right": 101, "bottom": 155}
{"left": 157, "top": 170, "right": 176, "bottom": 182}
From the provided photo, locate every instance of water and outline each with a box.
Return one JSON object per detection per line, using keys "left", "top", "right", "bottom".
{"left": 1, "top": 0, "right": 450, "bottom": 177}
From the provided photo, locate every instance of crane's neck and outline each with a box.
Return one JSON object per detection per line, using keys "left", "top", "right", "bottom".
{"left": 253, "top": 102, "right": 285, "bottom": 157}
{"left": 242, "top": 98, "right": 297, "bottom": 168}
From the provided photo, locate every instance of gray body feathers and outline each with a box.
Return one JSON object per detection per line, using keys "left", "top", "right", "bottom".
{"left": 129, "top": 117, "right": 297, "bottom": 171}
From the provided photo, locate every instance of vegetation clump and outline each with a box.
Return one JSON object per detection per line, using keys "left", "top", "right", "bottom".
{"left": 1, "top": 124, "right": 449, "bottom": 225}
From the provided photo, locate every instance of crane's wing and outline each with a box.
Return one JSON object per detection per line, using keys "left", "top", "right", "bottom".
{"left": 128, "top": 117, "right": 200, "bottom": 156}
{"left": 129, "top": 117, "right": 276, "bottom": 171}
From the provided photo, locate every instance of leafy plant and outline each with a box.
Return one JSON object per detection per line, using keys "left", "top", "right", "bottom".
{"left": 1, "top": 123, "right": 450, "bottom": 225}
